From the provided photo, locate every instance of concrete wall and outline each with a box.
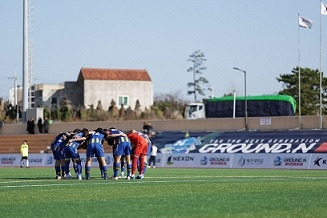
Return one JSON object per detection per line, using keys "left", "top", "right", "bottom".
{"left": 1, "top": 115, "right": 326, "bottom": 135}
{"left": 84, "top": 80, "right": 153, "bottom": 110}
{"left": 63, "top": 81, "right": 83, "bottom": 108}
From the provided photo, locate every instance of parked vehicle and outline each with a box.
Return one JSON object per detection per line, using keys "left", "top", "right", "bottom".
{"left": 186, "top": 95, "right": 297, "bottom": 119}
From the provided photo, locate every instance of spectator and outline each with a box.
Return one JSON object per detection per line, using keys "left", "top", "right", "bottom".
{"left": 148, "top": 144, "right": 158, "bottom": 168}
{"left": 26, "top": 118, "right": 35, "bottom": 134}
{"left": 37, "top": 117, "right": 43, "bottom": 134}
{"left": 43, "top": 117, "right": 49, "bottom": 134}
{"left": 20, "top": 140, "right": 29, "bottom": 168}
{"left": 30, "top": 118, "right": 35, "bottom": 134}
{"left": 143, "top": 121, "right": 153, "bottom": 135}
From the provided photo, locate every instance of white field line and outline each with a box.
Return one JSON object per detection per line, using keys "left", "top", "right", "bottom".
{"left": 0, "top": 175, "right": 326, "bottom": 189}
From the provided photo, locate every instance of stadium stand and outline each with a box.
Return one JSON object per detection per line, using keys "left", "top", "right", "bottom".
{"left": 0, "top": 134, "right": 113, "bottom": 154}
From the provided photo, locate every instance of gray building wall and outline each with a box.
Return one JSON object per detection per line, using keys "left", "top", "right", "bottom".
{"left": 34, "top": 84, "right": 64, "bottom": 108}
{"left": 62, "top": 81, "right": 83, "bottom": 108}
{"left": 32, "top": 77, "right": 153, "bottom": 110}
{"left": 83, "top": 80, "right": 153, "bottom": 110}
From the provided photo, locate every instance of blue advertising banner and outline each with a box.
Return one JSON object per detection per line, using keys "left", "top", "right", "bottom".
{"left": 151, "top": 130, "right": 327, "bottom": 154}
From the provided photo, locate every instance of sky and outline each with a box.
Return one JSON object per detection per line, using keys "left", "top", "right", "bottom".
{"left": 0, "top": 0, "right": 325, "bottom": 102}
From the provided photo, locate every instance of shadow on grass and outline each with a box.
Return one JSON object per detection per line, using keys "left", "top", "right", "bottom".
{"left": 1, "top": 177, "right": 56, "bottom": 180}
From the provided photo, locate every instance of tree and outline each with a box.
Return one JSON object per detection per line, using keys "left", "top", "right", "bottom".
{"left": 187, "top": 50, "right": 209, "bottom": 101}
{"left": 154, "top": 90, "right": 188, "bottom": 118}
{"left": 276, "top": 67, "right": 327, "bottom": 115}
{"left": 59, "top": 96, "right": 73, "bottom": 121}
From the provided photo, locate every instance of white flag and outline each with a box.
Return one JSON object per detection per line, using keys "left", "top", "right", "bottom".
{"left": 299, "top": 16, "right": 314, "bottom": 29}
{"left": 322, "top": 2, "right": 327, "bottom": 15}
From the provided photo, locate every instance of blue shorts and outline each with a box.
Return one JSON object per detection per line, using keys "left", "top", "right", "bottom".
{"left": 114, "top": 141, "right": 131, "bottom": 157}
{"left": 52, "top": 145, "right": 64, "bottom": 160}
{"left": 63, "top": 146, "right": 80, "bottom": 159}
{"left": 86, "top": 143, "right": 105, "bottom": 158}
{"left": 52, "top": 149, "right": 63, "bottom": 160}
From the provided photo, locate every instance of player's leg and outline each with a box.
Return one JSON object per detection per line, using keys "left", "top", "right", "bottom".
{"left": 55, "top": 159, "right": 61, "bottom": 179}
{"left": 152, "top": 156, "right": 156, "bottom": 168}
{"left": 137, "top": 145, "right": 148, "bottom": 178}
{"left": 125, "top": 155, "right": 132, "bottom": 179}
{"left": 137, "top": 154, "right": 145, "bottom": 179}
{"left": 142, "top": 155, "right": 148, "bottom": 176}
{"left": 120, "top": 155, "right": 125, "bottom": 178}
{"left": 85, "top": 145, "right": 94, "bottom": 180}
{"left": 113, "top": 155, "right": 121, "bottom": 180}
{"left": 96, "top": 156, "right": 104, "bottom": 178}
{"left": 85, "top": 157, "right": 92, "bottom": 180}
{"left": 131, "top": 153, "right": 140, "bottom": 179}
{"left": 74, "top": 154, "right": 83, "bottom": 180}
{"left": 98, "top": 157, "right": 108, "bottom": 180}
{"left": 96, "top": 144, "right": 108, "bottom": 180}
{"left": 64, "top": 158, "right": 71, "bottom": 179}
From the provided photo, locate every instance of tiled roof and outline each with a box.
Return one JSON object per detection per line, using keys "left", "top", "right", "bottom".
{"left": 79, "top": 68, "right": 151, "bottom": 81}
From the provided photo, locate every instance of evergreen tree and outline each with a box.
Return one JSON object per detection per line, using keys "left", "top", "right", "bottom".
{"left": 277, "top": 67, "right": 327, "bottom": 115}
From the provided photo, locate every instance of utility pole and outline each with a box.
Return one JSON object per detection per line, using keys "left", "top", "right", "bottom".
{"left": 8, "top": 72, "right": 20, "bottom": 122}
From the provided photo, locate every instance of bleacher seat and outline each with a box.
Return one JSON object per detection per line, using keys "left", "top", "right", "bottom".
{"left": 0, "top": 134, "right": 113, "bottom": 154}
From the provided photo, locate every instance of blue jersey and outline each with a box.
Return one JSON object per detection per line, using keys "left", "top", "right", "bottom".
{"left": 109, "top": 129, "right": 131, "bottom": 156}
{"left": 68, "top": 132, "right": 84, "bottom": 149}
{"left": 64, "top": 132, "right": 84, "bottom": 159}
{"left": 51, "top": 133, "right": 68, "bottom": 160}
{"left": 86, "top": 132, "right": 105, "bottom": 158}
{"left": 109, "top": 129, "right": 129, "bottom": 143}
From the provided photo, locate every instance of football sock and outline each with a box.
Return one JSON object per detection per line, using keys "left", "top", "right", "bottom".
{"left": 127, "top": 163, "right": 132, "bottom": 177}
{"left": 114, "top": 162, "right": 120, "bottom": 178}
{"left": 55, "top": 166, "right": 61, "bottom": 176}
{"left": 85, "top": 165, "right": 91, "bottom": 178}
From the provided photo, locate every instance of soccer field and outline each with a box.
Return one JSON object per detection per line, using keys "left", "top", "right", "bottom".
{"left": 1, "top": 167, "right": 327, "bottom": 218}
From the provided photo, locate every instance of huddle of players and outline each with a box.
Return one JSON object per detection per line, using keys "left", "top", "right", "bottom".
{"left": 50, "top": 127, "right": 152, "bottom": 180}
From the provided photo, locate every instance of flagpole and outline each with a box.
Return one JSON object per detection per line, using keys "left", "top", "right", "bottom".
{"left": 298, "top": 13, "right": 302, "bottom": 129}
{"left": 320, "top": 0, "right": 323, "bottom": 129}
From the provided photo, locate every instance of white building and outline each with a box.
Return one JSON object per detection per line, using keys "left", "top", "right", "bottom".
{"left": 34, "top": 68, "right": 153, "bottom": 111}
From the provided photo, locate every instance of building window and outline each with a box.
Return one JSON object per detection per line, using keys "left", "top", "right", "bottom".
{"left": 51, "top": 97, "right": 57, "bottom": 104}
{"left": 118, "top": 95, "right": 129, "bottom": 108}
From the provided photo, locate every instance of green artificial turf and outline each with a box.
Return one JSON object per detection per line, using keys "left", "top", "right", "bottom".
{"left": 0, "top": 167, "right": 327, "bottom": 218}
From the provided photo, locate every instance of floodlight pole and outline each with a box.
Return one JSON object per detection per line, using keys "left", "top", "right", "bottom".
{"left": 233, "top": 67, "right": 248, "bottom": 130}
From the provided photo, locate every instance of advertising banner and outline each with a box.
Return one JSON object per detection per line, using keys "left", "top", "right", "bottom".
{"left": 196, "top": 153, "right": 232, "bottom": 168}
{"left": 232, "top": 154, "right": 269, "bottom": 169}
{"left": 307, "top": 154, "right": 327, "bottom": 170}
{"left": 1, "top": 130, "right": 327, "bottom": 170}
{"left": 267, "top": 154, "right": 311, "bottom": 169}
{"left": 0, "top": 153, "right": 114, "bottom": 167}
{"left": 152, "top": 130, "right": 327, "bottom": 154}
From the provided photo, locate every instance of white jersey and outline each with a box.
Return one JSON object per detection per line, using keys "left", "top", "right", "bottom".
{"left": 150, "top": 145, "right": 158, "bottom": 156}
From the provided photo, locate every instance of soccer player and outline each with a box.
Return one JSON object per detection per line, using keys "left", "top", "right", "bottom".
{"left": 148, "top": 143, "right": 158, "bottom": 168}
{"left": 85, "top": 128, "right": 108, "bottom": 180}
{"left": 105, "top": 128, "right": 132, "bottom": 180}
{"left": 127, "top": 130, "right": 150, "bottom": 179}
{"left": 63, "top": 129, "right": 87, "bottom": 180}
{"left": 50, "top": 132, "right": 70, "bottom": 179}
{"left": 20, "top": 140, "right": 29, "bottom": 168}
